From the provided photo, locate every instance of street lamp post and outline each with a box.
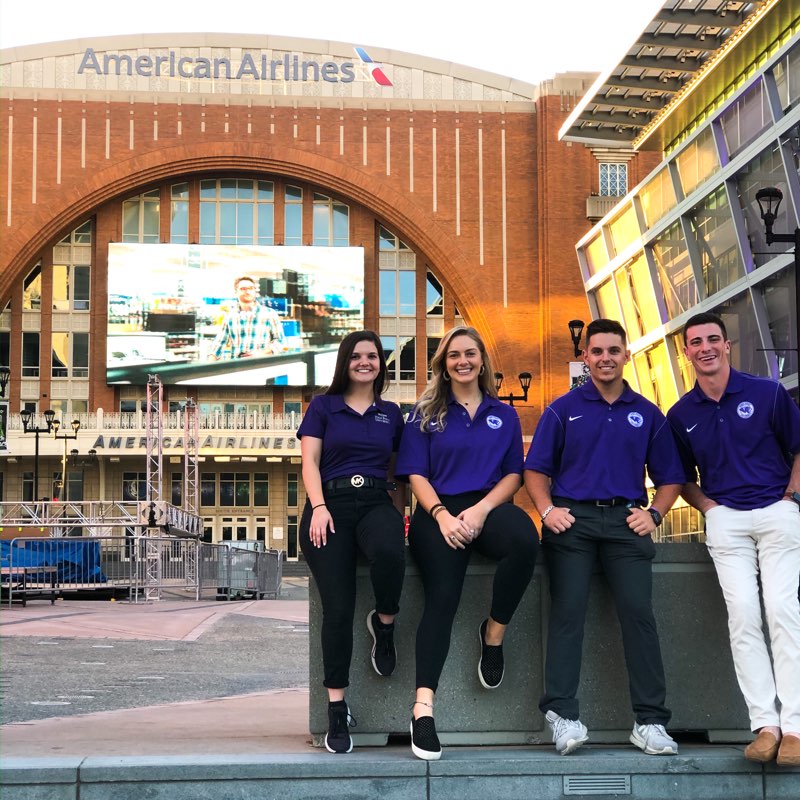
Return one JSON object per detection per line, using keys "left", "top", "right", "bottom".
{"left": 494, "top": 371, "right": 532, "bottom": 406}
{"left": 568, "top": 319, "right": 586, "bottom": 358}
{"left": 20, "top": 408, "right": 56, "bottom": 501}
{"left": 755, "top": 187, "right": 800, "bottom": 389}
{"left": 52, "top": 419, "right": 81, "bottom": 501}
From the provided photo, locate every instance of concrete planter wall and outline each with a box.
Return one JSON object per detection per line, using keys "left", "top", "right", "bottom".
{"left": 309, "top": 543, "right": 750, "bottom": 746}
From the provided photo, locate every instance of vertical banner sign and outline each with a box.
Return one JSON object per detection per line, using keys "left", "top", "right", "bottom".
{"left": 0, "top": 401, "right": 7, "bottom": 452}
{"left": 569, "top": 362, "right": 589, "bottom": 390}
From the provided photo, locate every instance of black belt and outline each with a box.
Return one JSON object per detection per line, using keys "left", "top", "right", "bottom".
{"left": 323, "top": 475, "right": 396, "bottom": 492}
{"left": 570, "top": 497, "right": 637, "bottom": 507}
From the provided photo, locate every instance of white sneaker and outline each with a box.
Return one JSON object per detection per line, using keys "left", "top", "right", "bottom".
{"left": 545, "top": 709, "right": 589, "bottom": 755}
{"left": 630, "top": 723, "right": 678, "bottom": 755}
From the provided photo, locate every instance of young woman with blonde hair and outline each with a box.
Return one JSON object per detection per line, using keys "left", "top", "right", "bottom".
{"left": 396, "top": 325, "right": 539, "bottom": 760}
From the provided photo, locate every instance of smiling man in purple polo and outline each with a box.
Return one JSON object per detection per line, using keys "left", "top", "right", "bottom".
{"left": 525, "top": 318, "right": 683, "bottom": 758}
{"left": 667, "top": 311, "right": 800, "bottom": 767}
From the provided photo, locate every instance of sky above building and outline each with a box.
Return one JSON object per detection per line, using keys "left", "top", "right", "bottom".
{"left": 0, "top": 0, "right": 665, "bottom": 86}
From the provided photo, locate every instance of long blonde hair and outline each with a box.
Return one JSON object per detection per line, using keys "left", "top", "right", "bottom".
{"left": 414, "top": 326, "right": 497, "bottom": 432}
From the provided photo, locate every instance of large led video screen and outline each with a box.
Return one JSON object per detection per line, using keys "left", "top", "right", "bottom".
{"left": 106, "top": 243, "right": 364, "bottom": 387}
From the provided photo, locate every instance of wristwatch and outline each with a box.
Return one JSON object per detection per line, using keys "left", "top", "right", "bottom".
{"left": 789, "top": 491, "right": 800, "bottom": 508}
{"left": 647, "top": 507, "right": 662, "bottom": 527}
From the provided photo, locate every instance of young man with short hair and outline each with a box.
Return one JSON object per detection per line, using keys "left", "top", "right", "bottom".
{"left": 525, "top": 318, "right": 683, "bottom": 756}
{"left": 667, "top": 311, "right": 800, "bottom": 767}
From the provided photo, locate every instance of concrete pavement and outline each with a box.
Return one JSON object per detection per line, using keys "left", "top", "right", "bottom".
{"left": 1, "top": 580, "right": 312, "bottom": 758}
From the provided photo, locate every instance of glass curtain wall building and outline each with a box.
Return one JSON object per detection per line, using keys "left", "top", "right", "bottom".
{"left": 574, "top": 27, "right": 800, "bottom": 407}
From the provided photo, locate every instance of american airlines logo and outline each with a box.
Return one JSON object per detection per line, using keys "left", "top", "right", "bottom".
{"left": 78, "top": 46, "right": 392, "bottom": 86}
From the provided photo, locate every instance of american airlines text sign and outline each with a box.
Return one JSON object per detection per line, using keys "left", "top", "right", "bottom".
{"left": 78, "top": 47, "right": 392, "bottom": 86}
{"left": 91, "top": 435, "right": 300, "bottom": 456}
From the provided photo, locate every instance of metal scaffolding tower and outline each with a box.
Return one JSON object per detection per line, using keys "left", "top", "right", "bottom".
{"left": 183, "top": 398, "right": 199, "bottom": 515}
{"left": 143, "top": 374, "right": 164, "bottom": 601}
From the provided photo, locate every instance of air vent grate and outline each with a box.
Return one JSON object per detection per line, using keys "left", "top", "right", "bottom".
{"left": 563, "top": 774, "right": 631, "bottom": 795}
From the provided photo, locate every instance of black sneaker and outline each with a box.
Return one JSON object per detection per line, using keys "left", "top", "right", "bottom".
{"left": 477, "top": 619, "right": 504, "bottom": 689}
{"left": 367, "top": 610, "right": 397, "bottom": 677}
{"left": 325, "top": 701, "right": 355, "bottom": 754}
{"left": 410, "top": 715, "right": 442, "bottom": 761}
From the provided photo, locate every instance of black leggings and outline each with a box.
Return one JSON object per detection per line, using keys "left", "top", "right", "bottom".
{"left": 408, "top": 491, "right": 539, "bottom": 692}
{"left": 300, "top": 487, "right": 406, "bottom": 689}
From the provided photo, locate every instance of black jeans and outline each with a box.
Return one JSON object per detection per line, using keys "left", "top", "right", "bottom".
{"left": 408, "top": 491, "right": 539, "bottom": 692}
{"left": 300, "top": 487, "right": 406, "bottom": 689}
{"left": 539, "top": 499, "right": 670, "bottom": 725}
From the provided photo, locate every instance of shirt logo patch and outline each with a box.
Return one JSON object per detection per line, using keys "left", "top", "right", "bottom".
{"left": 737, "top": 401, "right": 754, "bottom": 419}
{"left": 486, "top": 415, "right": 503, "bottom": 430}
{"left": 627, "top": 412, "right": 644, "bottom": 428}
{"left": 374, "top": 413, "right": 391, "bottom": 425}
{"left": 568, "top": 415, "right": 583, "bottom": 422}
{"left": 686, "top": 424, "right": 698, "bottom": 433}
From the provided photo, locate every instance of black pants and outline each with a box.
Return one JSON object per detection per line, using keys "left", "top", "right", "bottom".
{"left": 408, "top": 491, "right": 539, "bottom": 692}
{"left": 300, "top": 488, "right": 406, "bottom": 689}
{"left": 539, "top": 500, "right": 670, "bottom": 725}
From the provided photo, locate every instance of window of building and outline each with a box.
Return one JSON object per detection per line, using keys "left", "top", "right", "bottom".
{"left": 199, "top": 179, "right": 274, "bottom": 245}
{"left": 651, "top": 221, "right": 698, "bottom": 319}
{"left": 773, "top": 41, "right": 800, "bottom": 111}
{"left": 735, "top": 143, "right": 796, "bottom": 269}
{"left": 122, "top": 190, "right": 160, "bottom": 243}
{"left": 200, "top": 473, "right": 216, "bottom": 507}
{"left": 0, "top": 331, "right": 9, "bottom": 370}
{"left": 171, "top": 472, "right": 183, "bottom": 507}
{"left": 287, "top": 515, "right": 299, "bottom": 559}
{"left": 427, "top": 336, "right": 442, "bottom": 379}
{"left": 614, "top": 254, "right": 660, "bottom": 340}
{"left": 720, "top": 78, "right": 772, "bottom": 159}
{"left": 284, "top": 185, "right": 303, "bottom": 245}
{"left": 122, "top": 472, "right": 147, "bottom": 501}
{"left": 593, "top": 280, "right": 622, "bottom": 321}
{"left": 760, "top": 266, "right": 797, "bottom": 379}
{"left": 51, "top": 332, "right": 89, "bottom": 378}
{"left": 676, "top": 126, "right": 719, "bottom": 198}
{"left": 379, "top": 271, "right": 415, "bottom": 316}
{"left": 426, "top": 272, "right": 443, "bottom": 315}
{"left": 23, "top": 263, "right": 42, "bottom": 311}
{"left": 381, "top": 336, "right": 415, "bottom": 382}
{"left": 170, "top": 183, "right": 189, "bottom": 243}
{"left": 52, "top": 264, "right": 90, "bottom": 312}
{"left": 220, "top": 473, "right": 250, "bottom": 507}
{"left": 712, "top": 290, "right": 769, "bottom": 377}
{"left": 22, "top": 472, "right": 34, "bottom": 502}
{"left": 640, "top": 168, "right": 677, "bottom": 228}
{"left": 254, "top": 473, "right": 269, "bottom": 506}
{"left": 669, "top": 333, "right": 696, "bottom": 395}
{"left": 287, "top": 473, "right": 298, "bottom": 507}
{"left": 687, "top": 186, "right": 746, "bottom": 298}
{"left": 22, "top": 332, "right": 40, "bottom": 378}
{"left": 607, "top": 203, "right": 641, "bottom": 258}
{"left": 632, "top": 342, "right": 678, "bottom": 411}
{"left": 313, "top": 193, "right": 349, "bottom": 246}
{"left": 599, "top": 163, "right": 628, "bottom": 197}
{"left": 583, "top": 235, "right": 610, "bottom": 276}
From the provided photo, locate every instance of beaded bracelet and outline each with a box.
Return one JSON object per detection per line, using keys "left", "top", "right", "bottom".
{"left": 540, "top": 504, "right": 555, "bottom": 523}
{"left": 429, "top": 503, "right": 446, "bottom": 519}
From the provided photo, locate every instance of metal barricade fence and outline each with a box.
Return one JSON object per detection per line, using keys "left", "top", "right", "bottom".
{"left": 198, "top": 543, "right": 283, "bottom": 601}
{"left": 2, "top": 537, "right": 284, "bottom": 605}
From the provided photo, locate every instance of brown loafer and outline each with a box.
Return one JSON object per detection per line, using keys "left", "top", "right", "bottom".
{"left": 744, "top": 730, "right": 780, "bottom": 762}
{"left": 777, "top": 735, "right": 800, "bottom": 767}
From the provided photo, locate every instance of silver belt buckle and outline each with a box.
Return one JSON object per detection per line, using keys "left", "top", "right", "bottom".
{"left": 350, "top": 475, "right": 365, "bottom": 488}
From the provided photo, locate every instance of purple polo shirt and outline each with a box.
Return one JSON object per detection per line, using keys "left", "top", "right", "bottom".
{"left": 296, "top": 394, "right": 404, "bottom": 483}
{"left": 667, "top": 368, "right": 800, "bottom": 510}
{"left": 395, "top": 394, "right": 523, "bottom": 495}
{"left": 524, "top": 380, "right": 684, "bottom": 502}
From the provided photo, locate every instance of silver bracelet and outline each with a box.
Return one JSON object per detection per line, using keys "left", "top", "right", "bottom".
{"left": 540, "top": 504, "right": 555, "bottom": 523}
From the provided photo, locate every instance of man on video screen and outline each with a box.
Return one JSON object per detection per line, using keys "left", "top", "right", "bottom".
{"left": 211, "top": 275, "right": 285, "bottom": 360}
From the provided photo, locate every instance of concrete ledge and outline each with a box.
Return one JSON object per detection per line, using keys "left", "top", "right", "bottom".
{"left": 310, "top": 543, "right": 751, "bottom": 745}
{"left": 2, "top": 748, "right": 798, "bottom": 800}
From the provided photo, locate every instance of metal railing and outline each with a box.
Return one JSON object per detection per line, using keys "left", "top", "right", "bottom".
{"left": 6, "top": 410, "right": 303, "bottom": 433}
{"left": 0, "top": 500, "right": 203, "bottom": 538}
{"left": 1, "top": 536, "right": 282, "bottom": 605}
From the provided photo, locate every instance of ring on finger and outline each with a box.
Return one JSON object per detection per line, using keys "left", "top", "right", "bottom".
{"left": 449, "top": 535, "right": 457, "bottom": 542}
